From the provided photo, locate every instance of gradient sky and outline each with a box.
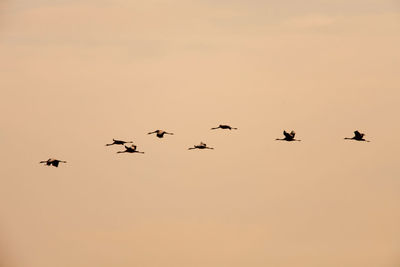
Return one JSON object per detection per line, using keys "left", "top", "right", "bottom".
{"left": 1, "top": 0, "right": 400, "bottom": 266}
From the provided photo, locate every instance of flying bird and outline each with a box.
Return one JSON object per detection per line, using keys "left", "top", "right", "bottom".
{"left": 344, "top": 130, "right": 370, "bottom": 142}
{"left": 117, "top": 144, "right": 145, "bottom": 154}
{"left": 211, "top": 124, "right": 237, "bottom": 130}
{"left": 39, "top": 158, "right": 67, "bottom": 167}
{"left": 147, "top": 130, "right": 174, "bottom": 138}
{"left": 188, "top": 142, "right": 214, "bottom": 150}
{"left": 276, "top": 130, "right": 301, "bottom": 142}
{"left": 106, "top": 139, "right": 133, "bottom": 146}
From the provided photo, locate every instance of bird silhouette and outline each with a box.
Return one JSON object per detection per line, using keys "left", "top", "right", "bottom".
{"left": 275, "top": 130, "right": 301, "bottom": 141}
{"left": 117, "top": 144, "right": 145, "bottom": 154}
{"left": 106, "top": 139, "right": 133, "bottom": 146}
{"left": 344, "top": 130, "right": 370, "bottom": 142}
{"left": 188, "top": 142, "right": 214, "bottom": 150}
{"left": 39, "top": 158, "right": 67, "bottom": 167}
{"left": 211, "top": 124, "right": 237, "bottom": 130}
{"left": 147, "top": 130, "right": 174, "bottom": 138}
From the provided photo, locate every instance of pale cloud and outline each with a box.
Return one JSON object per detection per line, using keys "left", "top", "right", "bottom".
{"left": 282, "top": 14, "right": 336, "bottom": 29}
{"left": 2, "top": 1, "right": 398, "bottom": 48}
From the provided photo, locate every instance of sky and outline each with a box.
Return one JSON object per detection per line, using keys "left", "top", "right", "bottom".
{"left": 0, "top": 0, "right": 400, "bottom": 266}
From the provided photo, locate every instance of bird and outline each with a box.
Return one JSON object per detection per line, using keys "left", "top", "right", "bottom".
{"left": 275, "top": 130, "right": 301, "bottom": 141}
{"left": 344, "top": 130, "right": 370, "bottom": 142}
{"left": 105, "top": 139, "right": 133, "bottom": 146}
{"left": 147, "top": 130, "right": 174, "bottom": 138}
{"left": 211, "top": 124, "right": 237, "bottom": 130}
{"left": 188, "top": 142, "right": 214, "bottom": 150}
{"left": 117, "top": 144, "right": 145, "bottom": 154}
{"left": 39, "top": 158, "right": 67, "bottom": 167}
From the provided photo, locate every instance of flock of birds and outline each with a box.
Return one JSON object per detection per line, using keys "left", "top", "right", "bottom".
{"left": 39, "top": 125, "right": 370, "bottom": 167}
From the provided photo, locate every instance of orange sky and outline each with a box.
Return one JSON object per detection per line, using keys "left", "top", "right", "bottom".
{"left": 1, "top": 1, "right": 400, "bottom": 266}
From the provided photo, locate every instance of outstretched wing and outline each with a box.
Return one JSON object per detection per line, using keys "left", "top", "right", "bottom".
{"left": 283, "top": 130, "right": 291, "bottom": 138}
{"left": 354, "top": 131, "right": 363, "bottom": 139}
{"left": 53, "top": 161, "right": 59, "bottom": 167}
